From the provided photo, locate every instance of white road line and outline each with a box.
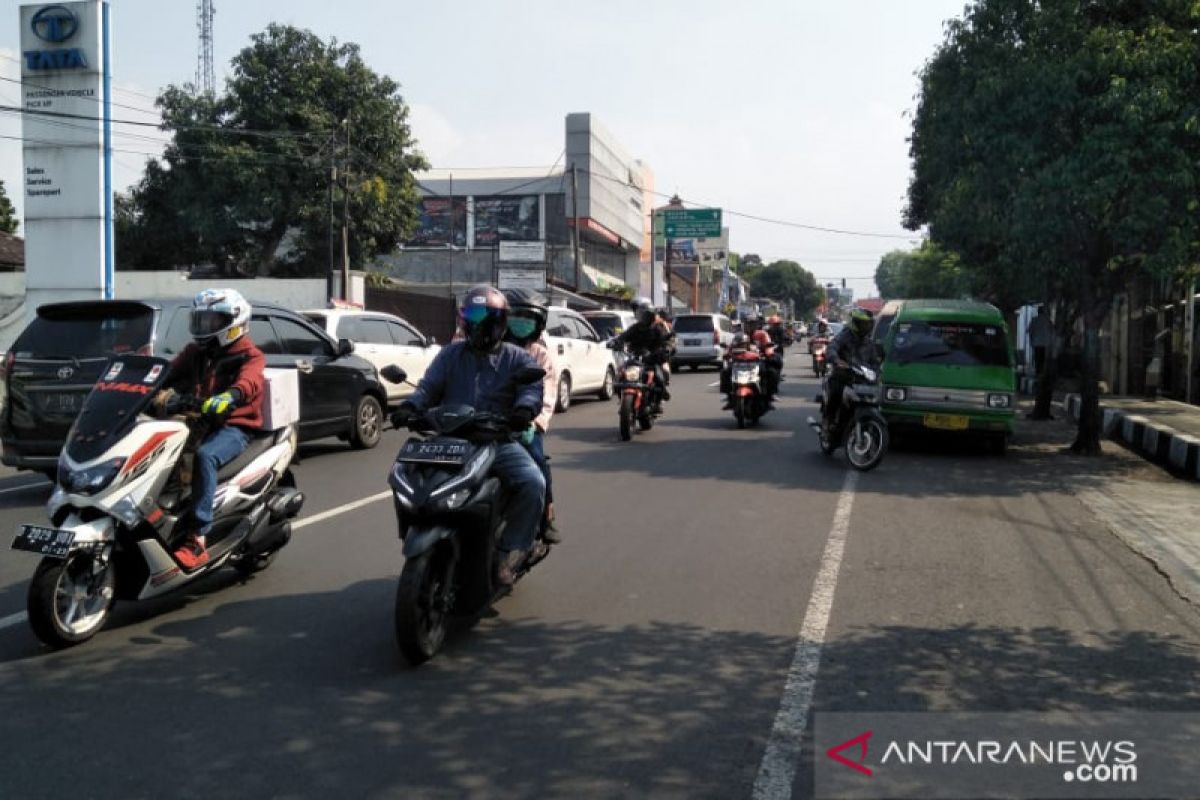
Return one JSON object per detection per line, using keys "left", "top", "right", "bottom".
{"left": 0, "top": 612, "right": 27, "bottom": 631}
{"left": 751, "top": 469, "right": 859, "bottom": 800}
{"left": 0, "top": 481, "right": 49, "bottom": 496}
{"left": 293, "top": 490, "right": 391, "bottom": 530}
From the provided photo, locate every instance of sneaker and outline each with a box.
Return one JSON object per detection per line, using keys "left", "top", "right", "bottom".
{"left": 495, "top": 549, "right": 526, "bottom": 587}
{"left": 661, "top": 388, "right": 671, "bottom": 401}
{"left": 542, "top": 504, "right": 562, "bottom": 544}
{"left": 175, "top": 534, "right": 209, "bottom": 570}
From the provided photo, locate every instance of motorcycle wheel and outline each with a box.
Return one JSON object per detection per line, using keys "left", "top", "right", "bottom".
{"left": 735, "top": 396, "right": 746, "bottom": 429}
{"left": 394, "top": 545, "right": 455, "bottom": 665}
{"left": 27, "top": 551, "right": 115, "bottom": 648}
{"left": 845, "top": 416, "right": 889, "bottom": 472}
{"left": 638, "top": 406, "right": 654, "bottom": 431}
{"left": 618, "top": 394, "right": 634, "bottom": 441}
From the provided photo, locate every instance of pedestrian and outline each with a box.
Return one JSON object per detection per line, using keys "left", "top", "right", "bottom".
{"left": 1029, "top": 305, "right": 1053, "bottom": 376}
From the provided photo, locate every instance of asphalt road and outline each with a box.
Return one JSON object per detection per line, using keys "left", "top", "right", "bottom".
{"left": 0, "top": 349, "right": 1196, "bottom": 800}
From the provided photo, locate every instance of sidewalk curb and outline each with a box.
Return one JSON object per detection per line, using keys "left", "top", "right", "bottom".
{"left": 1066, "top": 394, "right": 1200, "bottom": 481}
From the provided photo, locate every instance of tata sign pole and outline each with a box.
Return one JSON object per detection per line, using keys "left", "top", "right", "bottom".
{"left": 20, "top": 1, "right": 114, "bottom": 313}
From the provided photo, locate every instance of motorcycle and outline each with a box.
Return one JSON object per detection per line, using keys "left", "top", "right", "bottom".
{"left": 11, "top": 355, "right": 303, "bottom": 648}
{"left": 807, "top": 362, "right": 889, "bottom": 471}
{"left": 811, "top": 336, "right": 830, "bottom": 378}
{"left": 383, "top": 364, "right": 549, "bottom": 665}
{"left": 612, "top": 347, "right": 661, "bottom": 441}
{"left": 724, "top": 345, "right": 772, "bottom": 429}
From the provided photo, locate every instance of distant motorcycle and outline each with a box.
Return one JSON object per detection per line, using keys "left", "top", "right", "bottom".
{"left": 811, "top": 336, "right": 830, "bottom": 377}
{"left": 613, "top": 347, "right": 661, "bottom": 441}
{"left": 724, "top": 345, "right": 772, "bottom": 429}
{"left": 383, "top": 364, "right": 550, "bottom": 665}
{"left": 807, "top": 363, "right": 889, "bottom": 471}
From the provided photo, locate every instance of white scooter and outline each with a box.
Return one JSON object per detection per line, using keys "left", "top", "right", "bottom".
{"left": 11, "top": 355, "right": 304, "bottom": 648}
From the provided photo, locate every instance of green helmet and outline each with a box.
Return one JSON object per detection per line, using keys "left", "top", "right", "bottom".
{"left": 849, "top": 307, "right": 874, "bottom": 337}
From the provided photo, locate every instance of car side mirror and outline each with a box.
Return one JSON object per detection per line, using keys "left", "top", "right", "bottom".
{"left": 425, "top": 337, "right": 436, "bottom": 347}
{"left": 337, "top": 338, "right": 354, "bottom": 357}
{"left": 381, "top": 365, "right": 408, "bottom": 384}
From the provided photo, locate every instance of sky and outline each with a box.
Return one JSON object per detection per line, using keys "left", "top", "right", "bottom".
{"left": 0, "top": 0, "right": 967, "bottom": 296}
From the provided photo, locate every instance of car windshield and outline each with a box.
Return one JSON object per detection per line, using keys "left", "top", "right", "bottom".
{"left": 65, "top": 356, "right": 170, "bottom": 464}
{"left": 585, "top": 315, "right": 623, "bottom": 338}
{"left": 13, "top": 306, "right": 155, "bottom": 359}
{"left": 673, "top": 317, "right": 714, "bottom": 333}
{"left": 890, "top": 320, "right": 1011, "bottom": 367}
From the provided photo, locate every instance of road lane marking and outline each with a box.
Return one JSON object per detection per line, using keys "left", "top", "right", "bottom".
{"left": 0, "top": 481, "right": 49, "bottom": 496}
{"left": 751, "top": 469, "right": 859, "bottom": 800}
{"left": 0, "top": 490, "right": 394, "bottom": 628}
{"left": 292, "top": 490, "right": 391, "bottom": 530}
{"left": 0, "top": 612, "right": 27, "bottom": 631}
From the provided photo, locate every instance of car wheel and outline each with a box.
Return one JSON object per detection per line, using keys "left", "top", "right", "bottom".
{"left": 350, "top": 394, "right": 383, "bottom": 449}
{"left": 597, "top": 367, "right": 615, "bottom": 400}
{"left": 555, "top": 373, "right": 572, "bottom": 413}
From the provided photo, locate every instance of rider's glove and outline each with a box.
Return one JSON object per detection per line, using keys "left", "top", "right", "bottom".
{"left": 390, "top": 403, "right": 418, "bottom": 430}
{"left": 507, "top": 406, "right": 535, "bottom": 432}
{"left": 519, "top": 427, "right": 537, "bottom": 447}
{"left": 200, "top": 391, "right": 238, "bottom": 419}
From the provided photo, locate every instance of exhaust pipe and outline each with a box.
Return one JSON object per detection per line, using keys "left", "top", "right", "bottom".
{"left": 267, "top": 487, "right": 305, "bottom": 521}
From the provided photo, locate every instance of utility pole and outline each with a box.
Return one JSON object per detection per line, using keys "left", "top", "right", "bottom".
{"left": 448, "top": 173, "right": 454, "bottom": 300}
{"left": 327, "top": 138, "right": 335, "bottom": 303}
{"left": 571, "top": 163, "right": 582, "bottom": 291}
{"left": 341, "top": 116, "right": 351, "bottom": 303}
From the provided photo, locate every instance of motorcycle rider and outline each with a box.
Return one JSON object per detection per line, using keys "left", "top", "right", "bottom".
{"left": 752, "top": 328, "right": 784, "bottom": 401}
{"left": 501, "top": 288, "right": 562, "bottom": 545}
{"left": 162, "top": 289, "right": 266, "bottom": 569}
{"left": 608, "top": 298, "right": 673, "bottom": 408}
{"left": 822, "top": 307, "right": 877, "bottom": 432}
{"left": 766, "top": 314, "right": 788, "bottom": 353}
{"left": 391, "top": 285, "right": 546, "bottom": 586}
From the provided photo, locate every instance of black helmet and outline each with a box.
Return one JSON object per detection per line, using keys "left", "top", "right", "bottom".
{"left": 458, "top": 285, "right": 509, "bottom": 352}
{"left": 502, "top": 288, "right": 548, "bottom": 346}
{"left": 849, "top": 307, "right": 874, "bottom": 337}
{"left": 632, "top": 296, "right": 655, "bottom": 325}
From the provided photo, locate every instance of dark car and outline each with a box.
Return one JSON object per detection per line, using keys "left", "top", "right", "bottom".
{"left": 2, "top": 298, "right": 388, "bottom": 475}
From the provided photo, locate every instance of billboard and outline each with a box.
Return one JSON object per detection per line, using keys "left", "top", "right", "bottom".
{"left": 407, "top": 197, "right": 466, "bottom": 247}
{"left": 473, "top": 195, "right": 539, "bottom": 245}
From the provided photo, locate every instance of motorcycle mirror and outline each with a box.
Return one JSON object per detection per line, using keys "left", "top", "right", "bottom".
{"left": 514, "top": 366, "right": 546, "bottom": 385}
{"left": 381, "top": 365, "right": 408, "bottom": 384}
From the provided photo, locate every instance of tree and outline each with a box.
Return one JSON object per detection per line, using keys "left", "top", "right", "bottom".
{"left": 749, "top": 260, "right": 822, "bottom": 317}
{"left": 906, "top": 0, "right": 1200, "bottom": 453}
{"left": 121, "top": 24, "right": 428, "bottom": 275}
{"left": 0, "top": 180, "right": 17, "bottom": 234}
{"left": 873, "top": 243, "right": 966, "bottom": 300}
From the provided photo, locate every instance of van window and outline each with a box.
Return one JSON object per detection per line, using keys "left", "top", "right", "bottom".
{"left": 158, "top": 308, "right": 193, "bottom": 357}
{"left": 890, "top": 321, "right": 1010, "bottom": 367}
{"left": 545, "top": 310, "right": 569, "bottom": 338}
{"left": 873, "top": 314, "right": 897, "bottom": 347}
{"left": 673, "top": 316, "right": 715, "bottom": 334}
{"left": 14, "top": 305, "right": 154, "bottom": 358}
{"left": 719, "top": 317, "right": 733, "bottom": 333}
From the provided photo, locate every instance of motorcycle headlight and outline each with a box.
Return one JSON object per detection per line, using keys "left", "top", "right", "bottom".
{"left": 61, "top": 457, "right": 126, "bottom": 496}
{"left": 441, "top": 488, "right": 472, "bottom": 510}
{"left": 623, "top": 366, "right": 642, "bottom": 381}
{"left": 885, "top": 387, "right": 907, "bottom": 401}
{"left": 987, "top": 393, "right": 1012, "bottom": 409}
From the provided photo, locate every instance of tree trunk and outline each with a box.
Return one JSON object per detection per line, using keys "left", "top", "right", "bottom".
{"left": 1071, "top": 280, "right": 1105, "bottom": 455}
{"left": 257, "top": 223, "right": 288, "bottom": 277}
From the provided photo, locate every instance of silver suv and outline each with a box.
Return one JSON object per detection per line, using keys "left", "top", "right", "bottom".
{"left": 670, "top": 313, "right": 736, "bottom": 370}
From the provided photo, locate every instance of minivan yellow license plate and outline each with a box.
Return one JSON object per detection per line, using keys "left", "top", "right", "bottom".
{"left": 924, "top": 413, "right": 970, "bottom": 430}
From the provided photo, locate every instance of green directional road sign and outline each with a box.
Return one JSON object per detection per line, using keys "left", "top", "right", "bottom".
{"left": 663, "top": 208, "right": 722, "bottom": 238}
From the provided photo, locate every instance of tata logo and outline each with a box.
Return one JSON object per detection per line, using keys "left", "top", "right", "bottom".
{"left": 31, "top": 6, "right": 78, "bottom": 43}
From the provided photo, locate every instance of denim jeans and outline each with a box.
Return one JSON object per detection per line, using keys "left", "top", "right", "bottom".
{"left": 525, "top": 431, "right": 553, "bottom": 504}
{"left": 193, "top": 425, "right": 250, "bottom": 535}
{"left": 491, "top": 441, "right": 546, "bottom": 554}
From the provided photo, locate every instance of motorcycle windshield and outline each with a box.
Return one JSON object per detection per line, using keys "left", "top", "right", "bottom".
{"left": 64, "top": 356, "right": 171, "bottom": 464}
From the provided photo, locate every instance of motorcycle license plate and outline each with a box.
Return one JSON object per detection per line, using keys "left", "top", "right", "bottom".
{"left": 924, "top": 413, "right": 970, "bottom": 431}
{"left": 684, "top": 338, "right": 702, "bottom": 346}
{"left": 398, "top": 439, "right": 468, "bottom": 465}
{"left": 734, "top": 367, "right": 758, "bottom": 382}
{"left": 12, "top": 525, "right": 75, "bottom": 558}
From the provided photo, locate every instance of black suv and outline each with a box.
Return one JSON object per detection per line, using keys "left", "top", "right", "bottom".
{"left": 2, "top": 298, "right": 388, "bottom": 475}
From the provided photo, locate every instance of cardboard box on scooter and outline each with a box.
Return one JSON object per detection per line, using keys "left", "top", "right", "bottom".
{"left": 262, "top": 368, "right": 300, "bottom": 431}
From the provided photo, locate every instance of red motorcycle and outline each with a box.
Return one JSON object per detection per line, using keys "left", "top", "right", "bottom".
{"left": 724, "top": 343, "right": 772, "bottom": 428}
{"left": 811, "top": 336, "right": 830, "bottom": 377}
{"left": 614, "top": 348, "right": 660, "bottom": 441}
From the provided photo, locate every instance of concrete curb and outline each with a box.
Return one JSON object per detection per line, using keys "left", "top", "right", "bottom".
{"left": 1066, "top": 394, "right": 1200, "bottom": 481}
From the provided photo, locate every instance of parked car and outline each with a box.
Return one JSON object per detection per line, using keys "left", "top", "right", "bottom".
{"left": 670, "top": 313, "right": 735, "bottom": 370}
{"left": 544, "top": 306, "right": 616, "bottom": 411}
{"left": 878, "top": 299, "right": 1016, "bottom": 453}
{"left": 582, "top": 309, "right": 636, "bottom": 341}
{"left": 1, "top": 298, "right": 388, "bottom": 476}
{"left": 302, "top": 309, "right": 439, "bottom": 403}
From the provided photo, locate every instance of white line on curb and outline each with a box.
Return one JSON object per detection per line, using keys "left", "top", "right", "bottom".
{"left": 751, "top": 469, "right": 859, "bottom": 800}
{"left": 0, "top": 481, "right": 49, "bottom": 496}
{"left": 292, "top": 490, "right": 392, "bottom": 530}
{"left": 0, "top": 612, "right": 27, "bottom": 632}
{"left": 0, "top": 490, "right": 394, "bottom": 631}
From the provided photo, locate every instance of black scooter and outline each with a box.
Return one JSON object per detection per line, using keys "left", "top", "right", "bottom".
{"left": 382, "top": 365, "right": 548, "bottom": 665}
{"left": 807, "top": 363, "right": 889, "bottom": 471}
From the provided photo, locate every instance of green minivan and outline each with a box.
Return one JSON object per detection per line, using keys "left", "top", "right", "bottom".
{"left": 877, "top": 299, "right": 1016, "bottom": 450}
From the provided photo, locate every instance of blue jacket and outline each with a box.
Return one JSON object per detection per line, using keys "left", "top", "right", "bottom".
{"left": 406, "top": 342, "right": 544, "bottom": 417}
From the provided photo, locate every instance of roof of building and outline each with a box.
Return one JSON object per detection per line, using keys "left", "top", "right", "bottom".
{"left": 854, "top": 297, "right": 885, "bottom": 314}
{"left": 0, "top": 232, "right": 24, "bottom": 267}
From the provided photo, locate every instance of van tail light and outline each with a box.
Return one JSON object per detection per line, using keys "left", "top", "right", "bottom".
{"left": 713, "top": 330, "right": 720, "bottom": 344}
{"left": 2, "top": 350, "right": 13, "bottom": 380}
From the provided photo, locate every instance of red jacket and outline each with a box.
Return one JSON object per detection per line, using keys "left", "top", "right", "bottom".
{"left": 167, "top": 336, "right": 266, "bottom": 430}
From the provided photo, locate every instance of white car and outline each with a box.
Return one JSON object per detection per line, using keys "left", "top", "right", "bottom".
{"left": 302, "top": 309, "right": 439, "bottom": 403}
{"left": 545, "top": 306, "right": 617, "bottom": 411}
